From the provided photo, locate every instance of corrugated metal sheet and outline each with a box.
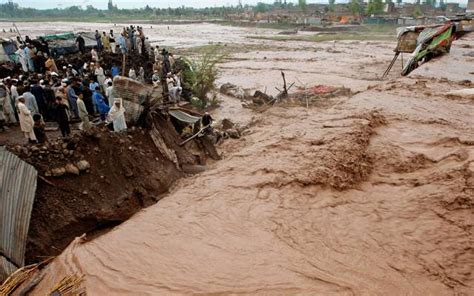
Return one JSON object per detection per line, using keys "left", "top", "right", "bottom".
{"left": 0, "top": 147, "right": 37, "bottom": 282}
{"left": 0, "top": 257, "right": 17, "bottom": 282}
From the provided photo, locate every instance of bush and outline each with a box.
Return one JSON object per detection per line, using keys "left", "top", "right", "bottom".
{"left": 189, "top": 45, "right": 225, "bottom": 107}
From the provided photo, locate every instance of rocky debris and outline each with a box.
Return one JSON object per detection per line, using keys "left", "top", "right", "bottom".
{"left": 251, "top": 90, "right": 274, "bottom": 106}
{"left": 216, "top": 118, "right": 243, "bottom": 140}
{"left": 65, "top": 163, "right": 80, "bottom": 176}
{"left": 220, "top": 118, "right": 235, "bottom": 131}
{"left": 219, "top": 83, "right": 249, "bottom": 100}
{"left": 225, "top": 129, "right": 241, "bottom": 139}
{"left": 8, "top": 132, "right": 90, "bottom": 177}
{"left": 76, "top": 160, "right": 91, "bottom": 171}
{"left": 49, "top": 167, "right": 66, "bottom": 177}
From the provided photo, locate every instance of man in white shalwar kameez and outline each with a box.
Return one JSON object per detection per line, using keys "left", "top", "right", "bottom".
{"left": 0, "top": 85, "right": 17, "bottom": 124}
{"left": 17, "top": 97, "right": 37, "bottom": 143}
{"left": 16, "top": 45, "right": 28, "bottom": 72}
{"left": 107, "top": 98, "right": 127, "bottom": 132}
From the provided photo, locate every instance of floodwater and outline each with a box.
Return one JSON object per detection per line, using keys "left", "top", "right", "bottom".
{"left": 0, "top": 21, "right": 274, "bottom": 48}
{"left": 7, "top": 23, "right": 474, "bottom": 294}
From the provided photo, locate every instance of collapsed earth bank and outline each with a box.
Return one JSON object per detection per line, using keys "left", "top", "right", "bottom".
{"left": 8, "top": 113, "right": 209, "bottom": 265}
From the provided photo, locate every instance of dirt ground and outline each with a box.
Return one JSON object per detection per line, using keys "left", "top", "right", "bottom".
{"left": 9, "top": 124, "right": 186, "bottom": 265}
{"left": 3, "top": 23, "right": 474, "bottom": 294}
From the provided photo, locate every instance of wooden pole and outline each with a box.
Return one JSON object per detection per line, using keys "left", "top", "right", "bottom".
{"left": 12, "top": 23, "right": 24, "bottom": 43}
{"left": 382, "top": 52, "right": 399, "bottom": 79}
{"left": 121, "top": 53, "right": 126, "bottom": 76}
{"left": 281, "top": 71, "right": 288, "bottom": 96}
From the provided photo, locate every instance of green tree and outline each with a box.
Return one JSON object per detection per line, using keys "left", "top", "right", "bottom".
{"left": 349, "top": 0, "right": 362, "bottom": 14}
{"left": 298, "top": 0, "right": 307, "bottom": 12}
{"left": 328, "top": 0, "right": 336, "bottom": 12}
{"left": 144, "top": 5, "right": 153, "bottom": 13}
{"left": 396, "top": 0, "right": 402, "bottom": 5}
{"left": 255, "top": 2, "right": 269, "bottom": 13}
{"left": 439, "top": 0, "right": 446, "bottom": 10}
{"left": 367, "top": 0, "right": 384, "bottom": 14}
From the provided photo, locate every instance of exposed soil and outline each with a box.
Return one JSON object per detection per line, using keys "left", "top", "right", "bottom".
{"left": 8, "top": 113, "right": 204, "bottom": 266}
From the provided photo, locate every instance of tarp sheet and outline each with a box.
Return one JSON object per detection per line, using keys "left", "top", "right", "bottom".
{"left": 169, "top": 110, "right": 201, "bottom": 124}
{"left": 42, "top": 32, "right": 75, "bottom": 41}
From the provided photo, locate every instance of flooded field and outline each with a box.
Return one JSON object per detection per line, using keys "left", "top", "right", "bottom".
{"left": 3, "top": 22, "right": 473, "bottom": 295}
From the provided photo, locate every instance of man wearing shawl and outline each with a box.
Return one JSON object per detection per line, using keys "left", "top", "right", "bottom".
{"left": 17, "top": 96, "right": 37, "bottom": 143}
{"left": 107, "top": 98, "right": 127, "bottom": 132}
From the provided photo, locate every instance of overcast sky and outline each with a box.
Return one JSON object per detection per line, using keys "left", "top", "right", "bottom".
{"left": 5, "top": 0, "right": 468, "bottom": 9}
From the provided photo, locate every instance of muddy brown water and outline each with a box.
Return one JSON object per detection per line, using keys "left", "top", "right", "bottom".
{"left": 5, "top": 23, "right": 474, "bottom": 294}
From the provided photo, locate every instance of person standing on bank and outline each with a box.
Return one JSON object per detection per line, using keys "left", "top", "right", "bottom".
{"left": 55, "top": 96, "right": 70, "bottom": 137}
{"left": 76, "top": 33, "right": 86, "bottom": 54}
{"left": 17, "top": 96, "right": 37, "bottom": 143}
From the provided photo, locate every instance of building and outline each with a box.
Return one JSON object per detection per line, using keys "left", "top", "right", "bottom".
{"left": 468, "top": 0, "right": 474, "bottom": 13}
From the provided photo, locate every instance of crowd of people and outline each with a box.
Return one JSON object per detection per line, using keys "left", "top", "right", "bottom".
{"left": 0, "top": 25, "right": 172, "bottom": 144}
{"left": 0, "top": 24, "right": 188, "bottom": 145}
{"left": 0, "top": 62, "right": 128, "bottom": 144}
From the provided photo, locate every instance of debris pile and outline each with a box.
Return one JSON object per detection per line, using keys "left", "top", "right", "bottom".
{"left": 9, "top": 134, "right": 91, "bottom": 177}
{"left": 219, "top": 83, "right": 248, "bottom": 100}
{"left": 220, "top": 81, "right": 351, "bottom": 109}
{"left": 292, "top": 84, "right": 351, "bottom": 101}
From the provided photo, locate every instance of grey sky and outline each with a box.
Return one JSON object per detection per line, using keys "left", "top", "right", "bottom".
{"left": 5, "top": 0, "right": 468, "bottom": 9}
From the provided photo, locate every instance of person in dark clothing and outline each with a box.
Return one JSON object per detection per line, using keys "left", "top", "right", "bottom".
{"left": 76, "top": 34, "right": 86, "bottom": 54}
{"left": 95, "top": 30, "right": 103, "bottom": 52}
{"left": 160, "top": 49, "right": 171, "bottom": 102}
{"left": 81, "top": 81, "right": 95, "bottom": 115}
{"left": 33, "top": 114, "right": 47, "bottom": 143}
{"left": 202, "top": 112, "right": 214, "bottom": 127}
{"left": 42, "top": 80, "right": 56, "bottom": 121}
{"left": 55, "top": 96, "right": 70, "bottom": 137}
{"left": 33, "top": 52, "right": 46, "bottom": 74}
{"left": 30, "top": 80, "right": 46, "bottom": 116}
{"left": 40, "top": 38, "right": 50, "bottom": 56}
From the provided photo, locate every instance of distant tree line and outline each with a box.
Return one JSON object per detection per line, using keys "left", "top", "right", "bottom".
{"left": 0, "top": 0, "right": 444, "bottom": 20}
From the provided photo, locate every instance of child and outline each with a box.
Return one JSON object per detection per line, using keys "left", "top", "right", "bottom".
{"left": 33, "top": 114, "right": 47, "bottom": 143}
